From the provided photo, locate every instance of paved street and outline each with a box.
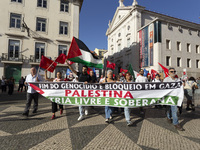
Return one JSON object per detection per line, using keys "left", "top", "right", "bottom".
{"left": 0, "top": 90, "right": 200, "bottom": 150}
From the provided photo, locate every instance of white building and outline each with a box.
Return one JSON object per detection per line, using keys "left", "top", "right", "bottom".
{"left": 0, "top": 0, "right": 83, "bottom": 82}
{"left": 105, "top": 0, "right": 200, "bottom": 78}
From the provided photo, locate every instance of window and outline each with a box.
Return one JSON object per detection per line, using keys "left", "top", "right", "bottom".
{"left": 60, "top": 0, "right": 69, "bottom": 12}
{"left": 166, "top": 40, "right": 171, "bottom": 49}
{"left": 187, "top": 58, "right": 191, "bottom": 68}
{"left": 187, "top": 43, "right": 191, "bottom": 52}
{"left": 177, "top": 57, "right": 181, "bottom": 67}
{"left": 127, "top": 38, "right": 130, "bottom": 47}
{"left": 8, "top": 40, "right": 20, "bottom": 60}
{"left": 36, "top": 17, "right": 46, "bottom": 32}
{"left": 196, "top": 45, "right": 199, "bottom": 54}
{"left": 11, "top": 0, "right": 22, "bottom": 3}
{"left": 59, "top": 22, "right": 68, "bottom": 35}
{"left": 10, "top": 13, "right": 21, "bottom": 28}
{"left": 58, "top": 45, "right": 67, "bottom": 56}
{"left": 177, "top": 41, "right": 181, "bottom": 51}
{"left": 35, "top": 43, "right": 45, "bottom": 62}
{"left": 166, "top": 56, "right": 171, "bottom": 66}
{"left": 196, "top": 60, "right": 199, "bottom": 68}
{"left": 37, "top": 0, "right": 47, "bottom": 8}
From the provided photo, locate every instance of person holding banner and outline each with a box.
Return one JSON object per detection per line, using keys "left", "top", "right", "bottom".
{"left": 66, "top": 61, "right": 91, "bottom": 121}
{"left": 163, "top": 67, "right": 184, "bottom": 131}
{"left": 135, "top": 69, "right": 148, "bottom": 114}
{"left": 44, "top": 71, "right": 64, "bottom": 119}
{"left": 22, "top": 67, "right": 43, "bottom": 117}
{"left": 101, "top": 70, "right": 116, "bottom": 123}
{"left": 124, "top": 72, "right": 134, "bottom": 126}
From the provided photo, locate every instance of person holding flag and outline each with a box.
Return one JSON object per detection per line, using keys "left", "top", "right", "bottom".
{"left": 44, "top": 70, "right": 64, "bottom": 119}
{"left": 66, "top": 60, "right": 91, "bottom": 121}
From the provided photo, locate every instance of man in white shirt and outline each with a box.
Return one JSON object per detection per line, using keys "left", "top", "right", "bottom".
{"left": 163, "top": 67, "right": 184, "bottom": 131}
{"left": 22, "top": 67, "right": 43, "bottom": 117}
{"left": 135, "top": 69, "right": 148, "bottom": 114}
{"left": 135, "top": 69, "right": 148, "bottom": 82}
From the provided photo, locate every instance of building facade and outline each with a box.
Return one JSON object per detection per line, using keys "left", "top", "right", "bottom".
{"left": 94, "top": 48, "right": 108, "bottom": 77}
{"left": 105, "top": 0, "right": 200, "bottom": 78}
{"left": 0, "top": 0, "right": 83, "bottom": 82}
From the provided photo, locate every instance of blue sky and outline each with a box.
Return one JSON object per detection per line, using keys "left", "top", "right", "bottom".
{"left": 79, "top": 0, "right": 200, "bottom": 51}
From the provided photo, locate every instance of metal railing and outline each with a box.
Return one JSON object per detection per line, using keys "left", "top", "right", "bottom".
{"left": 1, "top": 53, "right": 24, "bottom": 62}
{"left": 30, "top": 55, "right": 51, "bottom": 63}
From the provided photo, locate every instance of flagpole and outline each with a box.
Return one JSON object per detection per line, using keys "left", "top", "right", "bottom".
{"left": 36, "top": 67, "right": 40, "bottom": 78}
{"left": 45, "top": 61, "right": 55, "bottom": 71}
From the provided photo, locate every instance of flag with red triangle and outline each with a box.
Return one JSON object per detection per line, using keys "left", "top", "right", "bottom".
{"left": 67, "top": 37, "right": 103, "bottom": 69}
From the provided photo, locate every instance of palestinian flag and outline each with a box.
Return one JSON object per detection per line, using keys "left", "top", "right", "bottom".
{"left": 67, "top": 37, "right": 103, "bottom": 69}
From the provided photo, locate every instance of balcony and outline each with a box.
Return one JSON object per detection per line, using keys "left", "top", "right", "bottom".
{"left": 29, "top": 55, "right": 54, "bottom": 65}
{"left": 1, "top": 53, "right": 24, "bottom": 64}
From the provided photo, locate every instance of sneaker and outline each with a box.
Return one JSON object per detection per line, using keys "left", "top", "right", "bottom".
{"left": 85, "top": 109, "right": 88, "bottom": 116}
{"left": 22, "top": 112, "right": 28, "bottom": 117}
{"left": 77, "top": 115, "right": 84, "bottom": 121}
{"left": 105, "top": 119, "right": 109, "bottom": 123}
{"left": 32, "top": 110, "right": 37, "bottom": 113}
{"left": 127, "top": 121, "right": 133, "bottom": 126}
{"left": 60, "top": 109, "right": 63, "bottom": 115}
{"left": 51, "top": 114, "right": 56, "bottom": 120}
{"left": 166, "top": 118, "right": 172, "bottom": 124}
{"left": 109, "top": 116, "right": 112, "bottom": 120}
{"left": 174, "top": 124, "right": 184, "bottom": 131}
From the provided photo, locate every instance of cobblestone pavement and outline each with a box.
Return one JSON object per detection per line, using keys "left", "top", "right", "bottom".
{"left": 0, "top": 91, "right": 200, "bottom": 150}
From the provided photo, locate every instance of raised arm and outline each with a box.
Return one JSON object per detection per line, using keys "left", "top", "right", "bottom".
{"left": 44, "top": 70, "right": 54, "bottom": 81}
{"left": 66, "top": 60, "right": 77, "bottom": 75}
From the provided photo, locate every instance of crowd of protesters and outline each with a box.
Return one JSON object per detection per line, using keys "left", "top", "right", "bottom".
{"left": 1, "top": 65, "right": 199, "bottom": 132}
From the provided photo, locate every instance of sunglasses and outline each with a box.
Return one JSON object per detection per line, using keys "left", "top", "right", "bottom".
{"left": 170, "top": 71, "right": 176, "bottom": 73}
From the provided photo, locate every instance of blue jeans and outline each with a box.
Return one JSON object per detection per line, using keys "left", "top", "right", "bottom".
{"left": 79, "top": 106, "right": 88, "bottom": 116}
{"left": 124, "top": 107, "right": 130, "bottom": 121}
{"left": 167, "top": 106, "right": 179, "bottom": 125}
{"left": 105, "top": 106, "right": 112, "bottom": 119}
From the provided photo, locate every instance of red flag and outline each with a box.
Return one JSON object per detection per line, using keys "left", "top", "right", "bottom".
{"left": 158, "top": 62, "right": 169, "bottom": 77}
{"left": 120, "top": 68, "right": 128, "bottom": 76}
{"left": 55, "top": 53, "right": 67, "bottom": 64}
{"left": 87, "top": 68, "right": 92, "bottom": 75}
{"left": 39, "top": 56, "right": 57, "bottom": 73}
{"left": 151, "top": 69, "right": 158, "bottom": 79}
{"left": 106, "top": 61, "right": 116, "bottom": 70}
{"left": 67, "top": 60, "right": 74, "bottom": 65}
